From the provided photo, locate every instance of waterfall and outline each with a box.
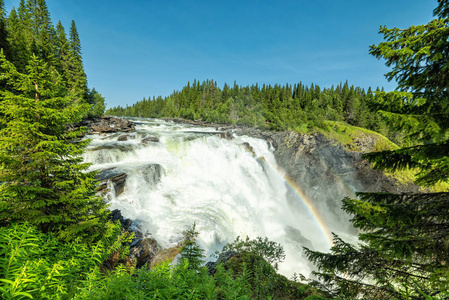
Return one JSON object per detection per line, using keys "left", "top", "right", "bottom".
{"left": 83, "top": 118, "right": 340, "bottom": 277}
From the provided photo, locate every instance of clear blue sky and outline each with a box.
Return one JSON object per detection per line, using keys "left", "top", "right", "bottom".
{"left": 4, "top": 0, "right": 438, "bottom": 109}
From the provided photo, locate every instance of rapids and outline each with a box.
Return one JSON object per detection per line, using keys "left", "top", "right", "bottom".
{"left": 83, "top": 118, "right": 349, "bottom": 277}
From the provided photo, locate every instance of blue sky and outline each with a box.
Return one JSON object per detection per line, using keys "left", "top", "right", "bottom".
{"left": 4, "top": 0, "right": 438, "bottom": 108}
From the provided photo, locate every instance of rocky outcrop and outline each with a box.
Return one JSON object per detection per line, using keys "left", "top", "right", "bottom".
{"left": 149, "top": 246, "right": 182, "bottom": 268}
{"left": 109, "top": 209, "right": 133, "bottom": 230}
{"left": 141, "top": 136, "right": 160, "bottom": 144}
{"left": 206, "top": 251, "right": 237, "bottom": 275}
{"left": 107, "top": 209, "right": 164, "bottom": 269}
{"left": 75, "top": 116, "right": 135, "bottom": 134}
{"left": 91, "top": 143, "right": 134, "bottom": 152}
{"left": 128, "top": 236, "right": 161, "bottom": 268}
{"left": 95, "top": 168, "right": 128, "bottom": 196}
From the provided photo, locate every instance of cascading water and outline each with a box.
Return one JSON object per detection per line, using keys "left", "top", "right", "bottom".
{"left": 83, "top": 118, "right": 346, "bottom": 277}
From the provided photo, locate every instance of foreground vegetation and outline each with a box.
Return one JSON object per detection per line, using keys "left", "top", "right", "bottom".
{"left": 1, "top": 222, "right": 327, "bottom": 299}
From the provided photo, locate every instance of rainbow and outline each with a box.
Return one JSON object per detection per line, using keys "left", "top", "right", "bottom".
{"left": 284, "top": 175, "right": 334, "bottom": 248}
{"left": 259, "top": 158, "right": 335, "bottom": 249}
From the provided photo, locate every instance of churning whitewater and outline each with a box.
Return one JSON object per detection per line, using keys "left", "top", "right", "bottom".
{"left": 83, "top": 118, "right": 333, "bottom": 277}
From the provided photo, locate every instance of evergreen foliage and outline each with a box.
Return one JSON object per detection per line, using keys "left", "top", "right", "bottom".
{"left": 0, "top": 53, "right": 107, "bottom": 241}
{"left": 0, "top": 0, "right": 103, "bottom": 115}
{"left": 106, "top": 79, "right": 394, "bottom": 142}
{"left": 304, "top": 1, "right": 449, "bottom": 298}
{"left": 180, "top": 223, "right": 205, "bottom": 271}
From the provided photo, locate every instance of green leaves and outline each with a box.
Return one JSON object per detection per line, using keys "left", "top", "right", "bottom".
{"left": 0, "top": 222, "right": 129, "bottom": 299}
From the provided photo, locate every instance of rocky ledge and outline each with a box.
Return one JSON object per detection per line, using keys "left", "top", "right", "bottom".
{"left": 73, "top": 116, "right": 135, "bottom": 135}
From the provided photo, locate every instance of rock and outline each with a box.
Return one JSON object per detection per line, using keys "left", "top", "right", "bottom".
{"left": 285, "top": 226, "right": 313, "bottom": 249}
{"left": 117, "top": 135, "right": 130, "bottom": 141}
{"left": 91, "top": 116, "right": 135, "bottom": 133}
{"left": 73, "top": 116, "right": 135, "bottom": 135}
{"left": 141, "top": 136, "right": 160, "bottom": 144}
{"left": 91, "top": 143, "right": 134, "bottom": 152}
{"left": 95, "top": 168, "right": 128, "bottom": 196}
{"left": 108, "top": 209, "right": 132, "bottom": 230}
{"left": 206, "top": 251, "right": 237, "bottom": 275}
{"left": 128, "top": 237, "right": 161, "bottom": 268}
{"left": 220, "top": 131, "right": 233, "bottom": 140}
{"left": 149, "top": 246, "right": 182, "bottom": 269}
{"left": 241, "top": 142, "right": 256, "bottom": 156}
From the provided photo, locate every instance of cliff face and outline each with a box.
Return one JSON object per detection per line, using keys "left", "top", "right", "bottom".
{"left": 224, "top": 126, "right": 419, "bottom": 234}
{"left": 271, "top": 131, "right": 417, "bottom": 195}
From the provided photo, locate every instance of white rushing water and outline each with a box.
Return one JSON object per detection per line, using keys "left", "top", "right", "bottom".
{"left": 83, "top": 118, "right": 341, "bottom": 277}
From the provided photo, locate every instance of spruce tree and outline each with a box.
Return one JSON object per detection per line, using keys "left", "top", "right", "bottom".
{"left": 180, "top": 223, "right": 205, "bottom": 270}
{"left": 67, "top": 20, "right": 87, "bottom": 101}
{"left": 0, "top": 0, "right": 10, "bottom": 60}
{"left": 304, "top": 1, "right": 449, "bottom": 298}
{"left": 6, "top": 7, "right": 30, "bottom": 73}
{"left": 0, "top": 53, "right": 108, "bottom": 242}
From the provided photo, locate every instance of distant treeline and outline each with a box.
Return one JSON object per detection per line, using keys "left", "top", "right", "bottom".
{"left": 106, "top": 79, "right": 390, "bottom": 135}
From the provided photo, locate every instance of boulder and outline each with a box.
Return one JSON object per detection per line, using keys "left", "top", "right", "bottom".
{"left": 241, "top": 142, "right": 256, "bottom": 156}
{"left": 128, "top": 237, "right": 161, "bottom": 268}
{"left": 91, "top": 143, "right": 134, "bottom": 152}
{"left": 95, "top": 168, "right": 128, "bottom": 196}
{"left": 90, "top": 116, "right": 135, "bottom": 133}
{"left": 73, "top": 116, "right": 135, "bottom": 135}
{"left": 206, "top": 251, "right": 237, "bottom": 275}
{"left": 108, "top": 209, "right": 132, "bottom": 231}
{"left": 149, "top": 246, "right": 182, "bottom": 269}
{"left": 220, "top": 131, "right": 233, "bottom": 140}
{"left": 117, "top": 135, "right": 130, "bottom": 141}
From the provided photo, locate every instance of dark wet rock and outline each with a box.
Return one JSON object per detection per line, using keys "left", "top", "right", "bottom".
{"left": 206, "top": 251, "right": 238, "bottom": 275}
{"left": 108, "top": 209, "right": 132, "bottom": 231}
{"left": 141, "top": 136, "right": 160, "bottom": 144}
{"left": 117, "top": 135, "right": 130, "bottom": 141}
{"left": 95, "top": 168, "right": 128, "bottom": 196}
{"left": 106, "top": 209, "right": 163, "bottom": 269}
{"left": 220, "top": 131, "right": 233, "bottom": 140}
{"left": 241, "top": 142, "right": 256, "bottom": 156}
{"left": 90, "top": 143, "right": 135, "bottom": 152}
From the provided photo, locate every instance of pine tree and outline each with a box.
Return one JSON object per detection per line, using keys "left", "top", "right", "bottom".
{"left": 0, "top": 53, "right": 108, "bottom": 242}
{"left": 305, "top": 1, "right": 449, "bottom": 298}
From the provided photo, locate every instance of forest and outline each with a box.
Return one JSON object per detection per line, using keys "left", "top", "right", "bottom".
{"left": 106, "top": 80, "right": 394, "bottom": 141}
{"left": 1, "top": 0, "right": 449, "bottom": 299}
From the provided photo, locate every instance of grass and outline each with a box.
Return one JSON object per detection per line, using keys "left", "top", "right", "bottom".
{"left": 312, "top": 121, "right": 398, "bottom": 153}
